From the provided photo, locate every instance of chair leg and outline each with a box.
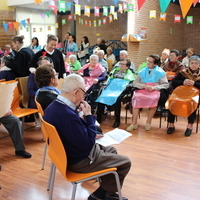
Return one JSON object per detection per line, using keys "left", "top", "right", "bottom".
{"left": 41, "top": 144, "right": 47, "bottom": 170}
{"left": 47, "top": 162, "right": 54, "bottom": 191}
{"left": 113, "top": 172, "right": 122, "bottom": 200}
{"left": 71, "top": 183, "right": 78, "bottom": 200}
{"left": 22, "top": 117, "right": 25, "bottom": 132}
{"left": 49, "top": 164, "right": 56, "bottom": 200}
{"left": 196, "top": 107, "right": 199, "bottom": 133}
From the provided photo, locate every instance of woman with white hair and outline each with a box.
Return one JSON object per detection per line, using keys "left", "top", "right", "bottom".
{"left": 77, "top": 54, "right": 106, "bottom": 91}
{"left": 104, "top": 47, "right": 116, "bottom": 65}
{"left": 68, "top": 54, "right": 81, "bottom": 73}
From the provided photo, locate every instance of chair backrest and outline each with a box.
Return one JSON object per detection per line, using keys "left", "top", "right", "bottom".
{"left": 16, "top": 76, "right": 29, "bottom": 108}
{"left": 106, "top": 60, "right": 113, "bottom": 72}
{"left": 42, "top": 119, "right": 67, "bottom": 178}
{"left": 11, "top": 82, "right": 21, "bottom": 111}
{"left": 35, "top": 97, "right": 44, "bottom": 116}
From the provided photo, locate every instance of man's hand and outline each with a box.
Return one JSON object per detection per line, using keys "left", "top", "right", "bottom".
{"left": 79, "top": 100, "right": 92, "bottom": 116}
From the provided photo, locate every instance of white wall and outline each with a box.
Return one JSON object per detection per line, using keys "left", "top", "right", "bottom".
{"left": 16, "top": 7, "right": 57, "bottom": 47}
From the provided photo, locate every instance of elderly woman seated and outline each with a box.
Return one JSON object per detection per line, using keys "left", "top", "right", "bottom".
{"left": 127, "top": 54, "right": 169, "bottom": 131}
{"left": 96, "top": 58, "right": 135, "bottom": 128}
{"left": 167, "top": 55, "right": 200, "bottom": 137}
{"left": 65, "top": 54, "right": 81, "bottom": 74}
{"left": 77, "top": 54, "right": 106, "bottom": 91}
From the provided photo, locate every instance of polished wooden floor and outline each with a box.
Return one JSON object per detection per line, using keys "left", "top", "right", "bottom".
{"left": 0, "top": 108, "right": 200, "bottom": 200}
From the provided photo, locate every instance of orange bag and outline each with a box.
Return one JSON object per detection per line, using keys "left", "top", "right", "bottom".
{"left": 168, "top": 85, "right": 199, "bottom": 117}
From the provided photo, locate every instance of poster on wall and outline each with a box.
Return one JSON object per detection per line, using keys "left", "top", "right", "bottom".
{"left": 48, "top": 26, "right": 51, "bottom": 31}
{"left": 33, "top": 28, "right": 36, "bottom": 32}
{"left": 26, "top": 27, "right": 29, "bottom": 32}
{"left": 40, "top": 27, "right": 43, "bottom": 32}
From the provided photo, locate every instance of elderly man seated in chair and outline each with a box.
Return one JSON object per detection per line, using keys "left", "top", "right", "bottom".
{"left": 43, "top": 74, "right": 131, "bottom": 200}
{"left": 96, "top": 58, "right": 135, "bottom": 128}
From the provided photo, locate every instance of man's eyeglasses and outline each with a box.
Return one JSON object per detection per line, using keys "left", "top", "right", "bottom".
{"left": 79, "top": 88, "right": 87, "bottom": 97}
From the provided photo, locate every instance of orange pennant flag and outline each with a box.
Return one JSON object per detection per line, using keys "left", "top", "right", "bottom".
{"left": 13, "top": 22, "right": 19, "bottom": 30}
{"left": 179, "top": 0, "right": 193, "bottom": 19}
{"left": 35, "top": 0, "right": 42, "bottom": 3}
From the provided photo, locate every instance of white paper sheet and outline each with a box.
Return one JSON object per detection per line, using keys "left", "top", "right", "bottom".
{"left": 96, "top": 128, "right": 132, "bottom": 146}
{"left": 0, "top": 82, "right": 17, "bottom": 118}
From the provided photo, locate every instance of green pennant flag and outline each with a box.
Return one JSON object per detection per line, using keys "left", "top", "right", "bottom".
{"left": 98, "top": 19, "right": 102, "bottom": 26}
{"left": 128, "top": 4, "right": 134, "bottom": 11}
{"left": 62, "top": 19, "right": 66, "bottom": 25}
{"left": 103, "top": 6, "right": 108, "bottom": 16}
{"left": 186, "top": 16, "right": 193, "bottom": 24}
{"left": 59, "top": 1, "right": 66, "bottom": 12}
{"left": 45, "top": 11, "right": 50, "bottom": 18}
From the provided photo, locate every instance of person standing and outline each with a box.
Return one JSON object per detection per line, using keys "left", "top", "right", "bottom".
{"left": 65, "top": 35, "right": 78, "bottom": 58}
{"left": 6, "top": 35, "right": 34, "bottom": 78}
{"left": 78, "top": 36, "right": 90, "bottom": 66}
{"left": 29, "top": 34, "right": 65, "bottom": 78}
{"left": 63, "top": 32, "right": 71, "bottom": 54}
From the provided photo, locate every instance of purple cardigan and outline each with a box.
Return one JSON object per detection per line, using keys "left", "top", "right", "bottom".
{"left": 43, "top": 99, "right": 96, "bottom": 165}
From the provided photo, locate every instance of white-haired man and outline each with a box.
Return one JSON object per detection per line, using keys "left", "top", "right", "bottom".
{"left": 114, "top": 50, "right": 135, "bottom": 72}
{"left": 44, "top": 74, "right": 131, "bottom": 200}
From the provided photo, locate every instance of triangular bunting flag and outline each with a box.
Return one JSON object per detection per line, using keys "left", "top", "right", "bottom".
{"left": 74, "top": 0, "right": 79, "bottom": 4}
{"left": 40, "top": 13, "right": 45, "bottom": 19}
{"left": 26, "top": 18, "right": 30, "bottom": 23}
{"left": 138, "top": 0, "right": 146, "bottom": 11}
{"left": 13, "top": 22, "right": 19, "bottom": 31}
{"left": 53, "top": 7, "right": 58, "bottom": 15}
{"left": 193, "top": 0, "right": 199, "bottom": 7}
{"left": 159, "top": 0, "right": 171, "bottom": 14}
{"left": 66, "top": 2, "right": 72, "bottom": 9}
{"left": 8, "top": 22, "right": 13, "bottom": 31}
{"left": 21, "top": 19, "right": 26, "bottom": 28}
{"left": 46, "top": 11, "right": 50, "bottom": 17}
{"left": 179, "top": 0, "right": 193, "bottom": 19}
{"left": 3, "top": 23, "right": 8, "bottom": 32}
{"left": 114, "top": 0, "right": 118, "bottom": 6}
{"left": 34, "top": 0, "right": 42, "bottom": 4}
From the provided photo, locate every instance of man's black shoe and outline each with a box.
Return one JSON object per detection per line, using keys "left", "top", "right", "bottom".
{"left": 15, "top": 150, "right": 32, "bottom": 158}
{"left": 112, "top": 121, "right": 120, "bottom": 128}
{"left": 184, "top": 128, "right": 192, "bottom": 137}
{"left": 167, "top": 127, "right": 175, "bottom": 134}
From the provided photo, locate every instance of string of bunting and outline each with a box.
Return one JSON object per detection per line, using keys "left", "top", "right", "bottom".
{"left": 2, "top": 0, "right": 200, "bottom": 31}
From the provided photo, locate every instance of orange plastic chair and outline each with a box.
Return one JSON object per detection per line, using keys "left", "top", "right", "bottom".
{"left": 11, "top": 83, "right": 39, "bottom": 131}
{"left": 35, "top": 98, "right": 47, "bottom": 170}
{"left": 16, "top": 76, "right": 29, "bottom": 108}
{"left": 42, "top": 120, "right": 123, "bottom": 200}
